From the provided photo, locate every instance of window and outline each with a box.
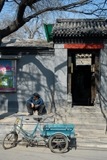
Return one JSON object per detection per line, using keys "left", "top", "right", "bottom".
{"left": 0, "top": 59, "right": 16, "bottom": 92}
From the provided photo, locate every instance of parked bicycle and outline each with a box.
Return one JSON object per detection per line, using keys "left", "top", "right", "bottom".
{"left": 2, "top": 115, "right": 76, "bottom": 153}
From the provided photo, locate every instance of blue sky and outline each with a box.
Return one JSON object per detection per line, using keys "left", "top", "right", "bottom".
{"left": 0, "top": 2, "right": 16, "bottom": 20}
{"left": 0, "top": 0, "right": 106, "bottom": 39}
{"left": 1, "top": 0, "right": 106, "bottom": 21}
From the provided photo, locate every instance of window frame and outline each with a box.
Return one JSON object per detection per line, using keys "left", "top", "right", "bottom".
{"left": 0, "top": 59, "right": 17, "bottom": 92}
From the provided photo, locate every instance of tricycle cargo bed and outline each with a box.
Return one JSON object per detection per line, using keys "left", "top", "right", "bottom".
{"left": 41, "top": 124, "right": 75, "bottom": 137}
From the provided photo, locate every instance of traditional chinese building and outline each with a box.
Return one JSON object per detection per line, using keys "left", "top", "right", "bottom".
{"left": 0, "top": 18, "right": 107, "bottom": 113}
{"left": 0, "top": 40, "right": 54, "bottom": 113}
{"left": 51, "top": 19, "right": 107, "bottom": 109}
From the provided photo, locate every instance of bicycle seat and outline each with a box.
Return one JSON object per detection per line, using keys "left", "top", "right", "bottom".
{"left": 33, "top": 117, "right": 43, "bottom": 122}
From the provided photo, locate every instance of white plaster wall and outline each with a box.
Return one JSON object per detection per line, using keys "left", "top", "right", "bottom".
{"left": 0, "top": 54, "right": 55, "bottom": 113}
{"left": 0, "top": 95, "right": 8, "bottom": 112}
{"left": 17, "top": 54, "right": 55, "bottom": 112}
{"left": 0, "top": 47, "right": 68, "bottom": 112}
{"left": 100, "top": 45, "right": 107, "bottom": 108}
{"left": 54, "top": 47, "right": 67, "bottom": 107}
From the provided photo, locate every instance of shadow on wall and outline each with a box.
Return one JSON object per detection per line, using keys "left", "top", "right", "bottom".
{"left": 98, "top": 90, "right": 107, "bottom": 133}
{"left": 18, "top": 56, "right": 67, "bottom": 112}
{"left": 0, "top": 54, "right": 67, "bottom": 119}
{"left": 0, "top": 94, "right": 18, "bottom": 119}
{"left": 7, "top": 100, "right": 18, "bottom": 113}
{"left": 18, "top": 55, "right": 57, "bottom": 112}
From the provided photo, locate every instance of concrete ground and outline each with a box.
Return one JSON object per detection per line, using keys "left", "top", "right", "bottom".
{"left": 1, "top": 106, "right": 107, "bottom": 151}
{"left": 1, "top": 144, "right": 107, "bottom": 160}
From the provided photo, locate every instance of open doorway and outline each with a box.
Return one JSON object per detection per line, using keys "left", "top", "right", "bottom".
{"left": 72, "top": 65, "right": 91, "bottom": 105}
{"left": 68, "top": 50, "right": 98, "bottom": 106}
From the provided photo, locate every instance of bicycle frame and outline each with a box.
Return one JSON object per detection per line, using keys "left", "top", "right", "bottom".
{"left": 14, "top": 117, "right": 44, "bottom": 141}
{"left": 3, "top": 115, "right": 76, "bottom": 153}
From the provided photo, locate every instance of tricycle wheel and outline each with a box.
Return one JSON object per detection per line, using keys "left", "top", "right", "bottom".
{"left": 48, "top": 133, "right": 68, "bottom": 153}
{"left": 2, "top": 132, "right": 18, "bottom": 150}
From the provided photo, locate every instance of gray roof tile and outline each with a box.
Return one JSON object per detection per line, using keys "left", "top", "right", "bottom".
{"left": 53, "top": 19, "right": 107, "bottom": 38}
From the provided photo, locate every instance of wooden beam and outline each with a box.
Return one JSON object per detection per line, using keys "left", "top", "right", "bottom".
{"left": 64, "top": 43, "right": 104, "bottom": 49}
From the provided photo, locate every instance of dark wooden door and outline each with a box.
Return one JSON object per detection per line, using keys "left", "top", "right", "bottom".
{"left": 72, "top": 65, "right": 91, "bottom": 105}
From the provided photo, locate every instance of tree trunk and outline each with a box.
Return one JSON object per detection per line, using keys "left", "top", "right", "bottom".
{"left": 0, "top": 0, "right": 5, "bottom": 12}
{"left": 0, "top": 19, "right": 26, "bottom": 40}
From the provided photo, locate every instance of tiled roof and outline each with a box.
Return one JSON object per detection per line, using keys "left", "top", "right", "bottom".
{"left": 1, "top": 39, "right": 53, "bottom": 48}
{"left": 53, "top": 19, "right": 107, "bottom": 38}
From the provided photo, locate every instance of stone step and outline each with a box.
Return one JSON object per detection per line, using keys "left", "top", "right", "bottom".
{"left": 62, "top": 106, "right": 101, "bottom": 111}
{"left": 23, "top": 116, "right": 106, "bottom": 131}
{"left": 61, "top": 114, "right": 104, "bottom": 118}
{"left": 57, "top": 105, "right": 101, "bottom": 111}
{"left": 1, "top": 108, "right": 107, "bottom": 150}
{"left": 75, "top": 124, "right": 105, "bottom": 130}
{"left": 67, "top": 112, "right": 103, "bottom": 116}
{"left": 67, "top": 116, "right": 105, "bottom": 121}
{"left": 1, "top": 118, "right": 106, "bottom": 126}
{"left": 76, "top": 130, "right": 107, "bottom": 137}
{"left": 0, "top": 124, "right": 106, "bottom": 134}
{"left": 76, "top": 126, "right": 106, "bottom": 134}
{"left": 1, "top": 115, "right": 106, "bottom": 135}
{"left": 77, "top": 136, "right": 107, "bottom": 142}
{"left": 1, "top": 124, "right": 106, "bottom": 137}
{"left": 77, "top": 142, "right": 107, "bottom": 150}
{"left": 1, "top": 136, "right": 107, "bottom": 151}
{"left": 1, "top": 127, "right": 107, "bottom": 150}
{"left": 55, "top": 118, "right": 106, "bottom": 124}
{"left": 56, "top": 109, "right": 102, "bottom": 115}
{"left": 1, "top": 123, "right": 106, "bottom": 139}
{"left": 76, "top": 139, "right": 107, "bottom": 150}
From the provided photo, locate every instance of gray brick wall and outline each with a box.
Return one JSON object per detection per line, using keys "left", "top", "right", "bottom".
{"left": 100, "top": 45, "right": 107, "bottom": 108}
{"left": 0, "top": 54, "right": 55, "bottom": 113}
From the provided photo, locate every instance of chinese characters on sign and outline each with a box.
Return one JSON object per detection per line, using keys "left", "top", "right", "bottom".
{"left": 0, "top": 60, "right": 16, "bottom": 92}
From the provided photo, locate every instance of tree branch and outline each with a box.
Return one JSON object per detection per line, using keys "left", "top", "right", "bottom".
{"left": 0, "top": 0, "right": 105, "bottom": 41}
{"left": 24, "top": 0, "right": 91, "bottom": 22}
{"left": 0, "top": 0, "right": 5, "bottom": 12}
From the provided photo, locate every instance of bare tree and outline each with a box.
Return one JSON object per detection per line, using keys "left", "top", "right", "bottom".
{"left": 0, "top": 17, "right": 27, "bottom": 39}
{"left": 23, "top": 16, "right": 46, "bottom": 39}
{"left": 0, "top": 0, "right": 107, "bottom": 42}
{"left": 0, "top": 0, "right": 5, "bottom": 12}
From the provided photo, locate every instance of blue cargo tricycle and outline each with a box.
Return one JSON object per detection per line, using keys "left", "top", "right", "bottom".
{"left": 2, "top": 116, "right": 76, "bottom": 153}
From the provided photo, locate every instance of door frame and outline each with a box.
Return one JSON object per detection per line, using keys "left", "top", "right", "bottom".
{"left": 67, "top": 49, "right": 100, "bottom": 106}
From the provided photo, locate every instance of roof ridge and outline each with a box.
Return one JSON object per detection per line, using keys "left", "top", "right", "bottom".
{"left": 56, "top": 19, "right": 107, "bottom": 23}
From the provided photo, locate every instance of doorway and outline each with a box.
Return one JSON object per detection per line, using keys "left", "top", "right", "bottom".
{"left": 72, "top": 65, "right": 91, "bottom": 105}
{"left": 68, "top": 50, "right": 99, "bottom": 106}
